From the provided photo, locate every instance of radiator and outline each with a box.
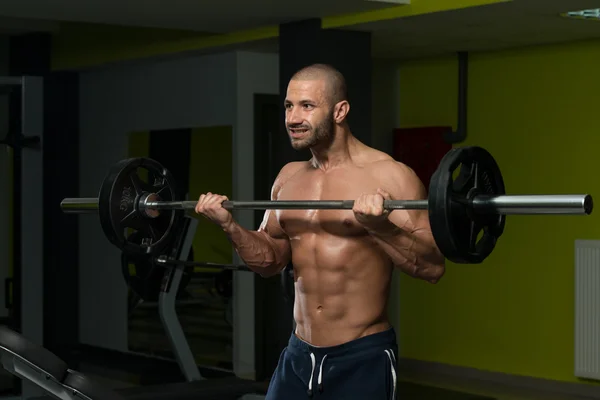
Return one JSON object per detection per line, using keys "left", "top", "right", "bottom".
{"left": 574, "top": 239, "right": 600, "bottom": 380}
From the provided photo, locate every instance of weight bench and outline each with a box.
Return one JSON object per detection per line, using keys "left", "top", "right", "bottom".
{"left": 0, "top": 215, "right": 267, "bottom": 400}
{"left": 0, "top": 325, "right": 265, "bottom": 400}
{"left": 0, "top": 325, "right": 126, "bottom": 400}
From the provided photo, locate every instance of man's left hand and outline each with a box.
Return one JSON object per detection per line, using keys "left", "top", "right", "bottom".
{"left": 353, "top": 188, "right": 394, "bottom": 232}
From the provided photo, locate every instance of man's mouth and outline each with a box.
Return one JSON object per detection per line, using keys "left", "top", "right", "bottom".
{"left": 289, "top": 127, "right": 309, "bottom": 138}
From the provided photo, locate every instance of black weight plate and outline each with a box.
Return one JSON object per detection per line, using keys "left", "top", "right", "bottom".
{"left": 98, "top": 158, "right": 181, "bottom": 256}
{"left": 428, "top": 146, "right": 506, "bottom": 264}
{"left": 64, "top": 370, "right": 127, "bottom": 400}
{"left": 0, "top": 325, "right": 68, "bottom": 381}
{"left": 122, "top": 231, "right": 195, "bottom": 304}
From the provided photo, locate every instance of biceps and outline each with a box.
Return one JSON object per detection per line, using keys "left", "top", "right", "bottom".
{"left": 258, "top": 211, "right": 291, "bottom": 255}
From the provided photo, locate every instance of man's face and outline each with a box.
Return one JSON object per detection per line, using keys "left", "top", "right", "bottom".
{"left": 284, "top": 79, "right": 335, "bottom": 150}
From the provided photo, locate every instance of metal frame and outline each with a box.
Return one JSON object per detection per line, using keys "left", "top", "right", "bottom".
{"left": 0, "top": 77, "right": 22, "bottom": 86}
{"left": 0, "top": 75, "right": 45, "bottom": 399}
{"left": 157, "top": 215, "right": 203, "bottom": 381}
{"left": 20, "top": 76, "right": 44, "bottom": 347}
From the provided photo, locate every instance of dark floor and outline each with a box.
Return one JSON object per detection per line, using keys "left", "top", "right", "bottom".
{"left": 66, "top": 367, "right": 600, "bottom": 400}
{"left": 1, "top": 356, "right": 597, "bottom": 400}
{"left": 398, "top": 371, "right": 599, "bottom": 400}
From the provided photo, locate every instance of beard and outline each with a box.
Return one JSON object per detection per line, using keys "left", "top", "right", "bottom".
{"left": 287, "top": 111, "right": 335, "bottom": 151}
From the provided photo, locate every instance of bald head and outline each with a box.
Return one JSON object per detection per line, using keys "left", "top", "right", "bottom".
{"left": 290, "top": 64, "right": 348, "bottom": 106}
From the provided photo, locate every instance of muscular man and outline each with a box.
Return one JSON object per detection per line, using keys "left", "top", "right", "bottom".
{"left": 195, "top": 64, "right": 445, "bottom": 399}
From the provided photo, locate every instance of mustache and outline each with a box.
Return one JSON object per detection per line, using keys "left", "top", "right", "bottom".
{"left": 287, "top": 124, "right": 310, "bottom": 130}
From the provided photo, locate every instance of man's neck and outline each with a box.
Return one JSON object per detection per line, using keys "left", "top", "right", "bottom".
{"left": 310, "top": 127, "right": 359, "bottom": 171}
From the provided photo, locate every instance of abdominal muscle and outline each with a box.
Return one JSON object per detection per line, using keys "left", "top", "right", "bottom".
{"left": 291, "top": 232, "right": 393, "bottom": 347}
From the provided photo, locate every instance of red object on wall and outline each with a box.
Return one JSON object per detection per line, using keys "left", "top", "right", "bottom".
{"left": 393, "top": 126, "right": 452, "bottom": 192}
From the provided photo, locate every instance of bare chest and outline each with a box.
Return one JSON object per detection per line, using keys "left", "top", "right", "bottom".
{"left": 276, "top": 169, "right": 382, "bottom": 236}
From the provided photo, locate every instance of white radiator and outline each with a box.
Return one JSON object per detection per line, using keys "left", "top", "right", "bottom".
{"left": 575, "top": 239, "right": 600, "bottom": 380}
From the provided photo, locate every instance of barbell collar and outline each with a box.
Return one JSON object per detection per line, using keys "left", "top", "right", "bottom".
{"left": 60, "top": 198, "right": 99, "bottom": 214}
{"left": 471, "top": 194, "right": 593, "bottom": 215}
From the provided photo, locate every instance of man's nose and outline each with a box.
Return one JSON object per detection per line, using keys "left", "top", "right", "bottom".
{"left": 286, "top": 108, "right": 303, "bottom": 124}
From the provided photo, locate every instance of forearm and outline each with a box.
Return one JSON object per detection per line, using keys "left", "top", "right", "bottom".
{"left": 367, "top": 221, "right": 445, "bottom": 283}
{"left": 222, "top": 220, "right": 286, "bottom": 277}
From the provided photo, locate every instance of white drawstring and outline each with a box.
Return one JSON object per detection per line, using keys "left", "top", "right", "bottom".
{"left": 307, "top": 352, "right": 316, "bottom": 396}
{"left": 317, "top": 354, "right": 328, "bottom": 391}
{"left": 384, "top": 349, "right": 397, "bottom": 400}
{"left": 308, "top": 353, "right": 328, "bottom": 396}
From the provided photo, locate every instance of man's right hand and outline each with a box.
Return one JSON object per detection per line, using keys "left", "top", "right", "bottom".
{"left": 195, "top": 192, "right": 233, "bottom": 228}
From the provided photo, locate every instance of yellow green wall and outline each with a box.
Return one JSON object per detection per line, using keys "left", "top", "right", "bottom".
{"left": 397, "top": 38, "right": 600, "bottom": 383}
{"left": 188, "top": 126, "right": 233, "bottom": 267}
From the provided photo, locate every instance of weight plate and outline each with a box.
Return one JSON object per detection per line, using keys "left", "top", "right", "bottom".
{"left": 428, "top": 146, "right": 506, "bottom": 264}
{"left": 98, "top": 158, "right": 180, "bottom": 256}
{"left": 122, "top": 231, "right": 194, "bottom": 304}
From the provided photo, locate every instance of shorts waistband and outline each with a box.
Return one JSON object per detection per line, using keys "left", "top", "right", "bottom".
{"left": 288, "top": 327, "right": 397, "bottom": 359}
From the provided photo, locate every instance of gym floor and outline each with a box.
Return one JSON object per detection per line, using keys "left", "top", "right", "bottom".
{"left": 401, "top": 370, "right": 596, "bottom": 400}
{"left": 74, "top": 366, "right": 596, "bottom": 400}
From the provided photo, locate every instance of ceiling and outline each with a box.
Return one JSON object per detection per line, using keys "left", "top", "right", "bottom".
{"left": 240, "top": 0, "right": 600, "bottom": 60}
{"left": 0, "top": 0, "right": 599, "bottom": 64}
{"left": 0, "top": 15, "right": 58, "bottom": 34}
{"left": 0, "top": 0, "right": 402, "bottom": 33}
{"left": 195, "top": 0, "right": 600, "bottom": 63}
{"left": 361, "top": 0, "right": 600, "bottom": 59}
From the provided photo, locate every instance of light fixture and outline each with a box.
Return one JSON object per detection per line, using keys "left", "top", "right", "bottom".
{"left": 562, "top": 8, "right": 600, "bottom": 20}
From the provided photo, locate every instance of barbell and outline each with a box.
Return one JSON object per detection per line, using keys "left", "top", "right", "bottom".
{"left": 60, "top": 146, "right": 593, "bottom": 264}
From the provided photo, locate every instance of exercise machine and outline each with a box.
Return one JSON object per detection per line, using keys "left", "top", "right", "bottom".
{"left": 117, "top": 215, "right": 266, "bottom": 399}
{"left": 111, "top": 215, "right": 266, "bottom": 399}
{"left": 0, "top": 324, "right": 126, "bottom": 400}
{"left": 0, "top": 215, "right": 264, "bottom": 399}
{"left": 0, "top": 75, "right": 44, "bottom": 399}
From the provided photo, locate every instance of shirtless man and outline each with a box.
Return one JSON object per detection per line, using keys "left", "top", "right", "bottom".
{"left": 195, "top": 64, "right": 446, "bottom": 399}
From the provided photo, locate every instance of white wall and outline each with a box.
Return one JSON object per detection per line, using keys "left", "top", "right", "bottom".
{"left": 233, "top": 51, "right": 279, "bottom": 379}
{"left": 78, "top": 51, "right": 238, "bottom": 352}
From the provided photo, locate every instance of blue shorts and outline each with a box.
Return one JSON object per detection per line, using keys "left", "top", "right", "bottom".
{"left": 266, "top": 328, "right": 398, "bottom": 399}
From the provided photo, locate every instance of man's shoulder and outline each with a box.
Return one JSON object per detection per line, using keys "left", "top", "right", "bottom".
{"left": 273, "top": 161, "right": 308, "bottom": 188}
{"left": 279, "top": 160, "right": 308, "bottom": 177}
{"left": 367, "top": 153, "right": 423, "bottom": 192}
{"left": 367, "top": 151, "right": 413, "bottom": 177}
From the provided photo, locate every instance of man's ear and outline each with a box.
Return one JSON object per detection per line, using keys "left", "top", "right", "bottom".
{"left": 333, "top": 100, "right": 350, "bottom": 123}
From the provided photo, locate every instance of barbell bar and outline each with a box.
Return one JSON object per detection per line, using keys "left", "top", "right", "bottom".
{"left": 59, "top": 146, "right": 594, "bottom": 264}
{"left": 61, "top": 195, "right": 592, "bottom": 215}
{"left": 155, "top": 256, "right": 252, "bottom": 272}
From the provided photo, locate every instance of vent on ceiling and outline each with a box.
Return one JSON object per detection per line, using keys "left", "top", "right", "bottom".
{"left": 364, "top": 0, "right": 411, "bottom": 4}
{"left": 562, "top": 8, "right": 600, "bottom": 20}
